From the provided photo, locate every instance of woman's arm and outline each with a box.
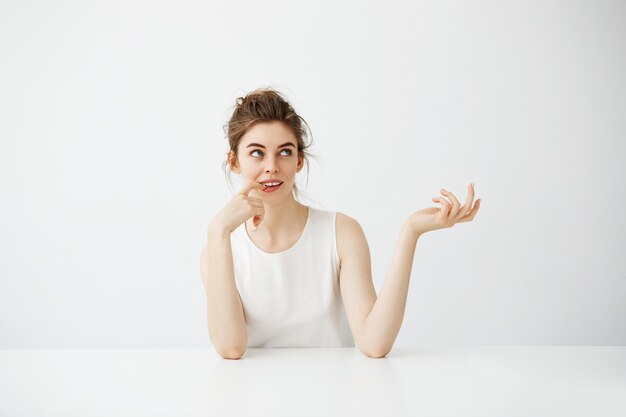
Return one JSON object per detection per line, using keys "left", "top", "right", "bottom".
{"left": 201, "top": 224, "right": 247, "bottom": 359}
{"left": 360, "top": 224, "right": 419, "bottom": 357}
{"left": 340, "top": 184, "right": 480, "bottom": 358}
{"left": 338, "top": 214, "right": 417, "bottom": 358}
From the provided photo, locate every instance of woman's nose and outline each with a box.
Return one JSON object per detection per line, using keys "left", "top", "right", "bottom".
{"left": 264, "top": 157, "right": 279, "bottom": 172}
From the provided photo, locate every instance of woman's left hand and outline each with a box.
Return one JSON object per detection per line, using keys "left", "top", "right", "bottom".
{"left": 406, "top": 183, "right": 481, "bottom": 236}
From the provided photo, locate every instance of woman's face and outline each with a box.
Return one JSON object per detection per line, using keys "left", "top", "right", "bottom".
{"left": 230, "top": 121, "right": 303, "bottom": 200}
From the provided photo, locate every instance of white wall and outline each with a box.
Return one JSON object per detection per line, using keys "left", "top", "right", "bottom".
{"left": 1, "top": 0, "right": 624, "bottom": 349}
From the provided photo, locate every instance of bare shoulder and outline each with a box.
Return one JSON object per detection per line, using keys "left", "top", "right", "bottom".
{"left": 336, "top": 211, "right": 360, "bottom": 231}
{"left": 336, "top": 212, "right": 369, "bottom": 266}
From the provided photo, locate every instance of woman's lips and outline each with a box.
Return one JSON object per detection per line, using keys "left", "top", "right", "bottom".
{"left": 262, "top": 182, "right": 283, "bottom": 192}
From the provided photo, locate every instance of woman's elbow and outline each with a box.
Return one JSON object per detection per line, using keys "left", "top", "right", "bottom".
{"left": 216, "top": 345, "right": 247, "bottom": 359}
{"left": 358, "top": 343, "right": 390, "bottom": 358}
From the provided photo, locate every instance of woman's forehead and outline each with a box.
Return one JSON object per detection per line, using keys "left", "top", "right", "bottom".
{"left": 241, "top": 123, "right": 296, "bottom": 146}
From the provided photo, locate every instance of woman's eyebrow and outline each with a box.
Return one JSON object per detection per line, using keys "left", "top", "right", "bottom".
{"left": 245, "top": 142, "right": 295, "bottom": 149}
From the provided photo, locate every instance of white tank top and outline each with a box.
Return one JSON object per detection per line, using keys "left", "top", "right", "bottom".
{"left": 229, "top": 206, "right": 356, "bottom": 348}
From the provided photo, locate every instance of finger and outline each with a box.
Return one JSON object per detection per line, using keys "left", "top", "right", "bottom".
{"left": 238, "top": 178, "right": 266, "bottom": 196}
{"left": 435, "top": 194, "right": 452, "bottom": 217}
{"left": 440, "top": 188, "right": 460, "bottom": 217}
{"left": 253, "top": 210, "right": 265, "bottom": 228}
{"left": 432, "top": 197, "right": 450, "bottom": 220}
{"left": 458, "top": 198, "right": 481, "bottom": 222}
{"left": 253, "top": 204, "right": 266, "bottom": 227}
{"left": 247, "top": 196, "right": 265, "bottom": 205}
{"left": 455, "top": 183, "right": 475, "bottom": 221}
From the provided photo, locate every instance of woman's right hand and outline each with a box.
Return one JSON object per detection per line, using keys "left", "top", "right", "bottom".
{"left": 209, "top": 179, "right": 266, "bottom": 234}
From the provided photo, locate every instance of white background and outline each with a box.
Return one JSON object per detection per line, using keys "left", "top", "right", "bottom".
{"left": 1, "top": 0, "right": 624, "bottom": 349}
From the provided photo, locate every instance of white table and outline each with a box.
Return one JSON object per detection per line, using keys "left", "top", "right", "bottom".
{"left": 1, "top": 346, "right": 624, "bottom": 416}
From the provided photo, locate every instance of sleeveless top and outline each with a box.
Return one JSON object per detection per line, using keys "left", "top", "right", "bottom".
{"left": 229, "top": 206, "right": 356, "bottom": 348}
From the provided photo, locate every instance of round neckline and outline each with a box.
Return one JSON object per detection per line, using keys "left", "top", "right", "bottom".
{"left": 244, "top": 206, "right": 312, "bottom": 256}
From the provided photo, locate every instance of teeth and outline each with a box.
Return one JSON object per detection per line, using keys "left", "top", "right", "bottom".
{"left": 264, "top": 182, "right": 281, "bottom": 186}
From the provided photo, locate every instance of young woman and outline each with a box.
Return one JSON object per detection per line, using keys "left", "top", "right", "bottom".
{"left": 201, "top": 87, "right": 481, "bottom": 359}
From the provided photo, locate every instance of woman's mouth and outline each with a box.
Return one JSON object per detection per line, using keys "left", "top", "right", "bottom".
{"left": 261, "top": 182, "right": 283, "bottom": 192}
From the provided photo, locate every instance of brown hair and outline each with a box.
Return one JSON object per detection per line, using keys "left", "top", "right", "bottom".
{"left": 221, "top": 87, "right": 319, "bottom": 202}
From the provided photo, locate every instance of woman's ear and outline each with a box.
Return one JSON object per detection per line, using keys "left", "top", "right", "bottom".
{"left": 296, "top": 152, "right": 304, "bottom": 173}
{"left": 228, "top": 151, "right": 240, "bottom": 173}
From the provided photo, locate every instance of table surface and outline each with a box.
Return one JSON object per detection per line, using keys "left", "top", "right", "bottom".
{"left": 1, "top": 346, "right": 625, "bottom": 417}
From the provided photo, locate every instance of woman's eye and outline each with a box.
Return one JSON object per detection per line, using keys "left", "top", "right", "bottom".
{"left": 250, "top": 149, "right": 292, "bottom": 157}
